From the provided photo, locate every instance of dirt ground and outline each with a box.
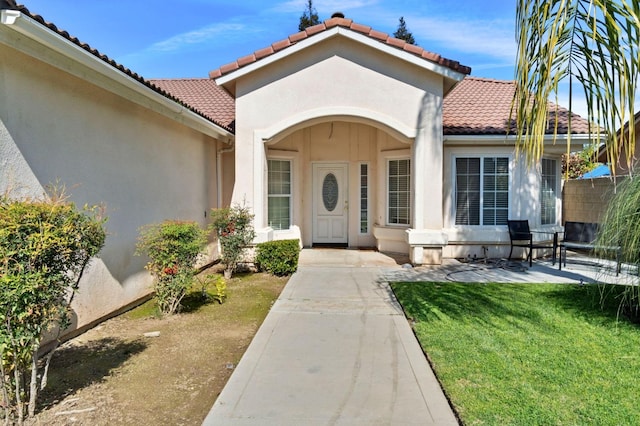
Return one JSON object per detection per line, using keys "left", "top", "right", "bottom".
{"left": 27, "top": 268, "right": 287, "bottom": 425}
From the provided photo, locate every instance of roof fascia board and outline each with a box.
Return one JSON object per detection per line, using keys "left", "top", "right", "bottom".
{"left": 444, "top": 134, "right": 596, "bottom": 144}
{"left": 1, "top": 10, "right": 233, "bottom": 142}
{"left": 216, "top": 26, "right": 466, "bottom": 86}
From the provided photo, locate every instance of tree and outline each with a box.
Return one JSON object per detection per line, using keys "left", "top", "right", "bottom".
{"left": 0, "top": 189, "right": 106, "bottom": 424}
{"left": 512, "top": 1, "right": 639, "bottom": 168}
{"left": 562, "top": 146, "right": 598, "bottom": 179}
{"left": 298, "top": 0, "right": 320, "bottom": 31}
{"left": 393, "top": 16, "right": 416, "bottom": 45}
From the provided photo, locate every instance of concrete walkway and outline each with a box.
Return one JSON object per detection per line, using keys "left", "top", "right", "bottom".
{"left": 203, "top": 249, "right": 631, "bottom": 425}
{"left": 203, "top": 249, "right": 458, "bottom": 425}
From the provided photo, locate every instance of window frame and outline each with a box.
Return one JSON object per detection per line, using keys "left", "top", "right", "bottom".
{"left": 359, "top": 162, "right": 370, "bottom": 235}
{"left": 386, "top": 157, "right": 411, "bottom": 227}
{"left": 266, "top": 158, "right": 293, "bottom": 231}
{"left": 453, "top": 155, "right": 511, "bottom": 227}
{"left": 540, "top": 158, "right": 558, "bottom": 225}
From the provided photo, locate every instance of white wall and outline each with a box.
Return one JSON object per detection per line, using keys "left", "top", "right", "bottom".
{"left": 229, "top": 34, "right": 447, "bottom": 260}
{"left": 442, "top": 142, "right": 563, "bottom": 259}
{"left": 0, "top": 36, "right": 227, "bottom": 336}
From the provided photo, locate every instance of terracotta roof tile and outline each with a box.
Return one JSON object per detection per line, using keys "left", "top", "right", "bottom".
{"left": 325, "top": 17, "right": 353, "bottom": 28}
{"left": 149, "top": 79, "right": 235, "bottom": 132}
{"left": 237, "top": 53, "right": 256, "bottom": 67}
{"left": 4, "top": 1, "right": 232, "bottom": 132}
{"left": 443, "top": 77, "right": 592, "bottom": 135}
{"left": 254, "top": 46, "right": 274, "bottom": 59}
{"left": 209, "top": 15, "right": 471, "bottom": 79}
{"left": 305, "top": 23, "right": 326, "bottom": 36}
{"left": 289, "top": 31, "right": 307, "bottom": 43}
{"left": 386, "top": 36, "right": 405, "bottom": 48}
{"left": 350, "top": 23, "right": 372, "bottom": 34}
{"left": 368, "top": 29, "right": 389, "bottom": 42}
{"left": 272, "top": 38, "right": 291, "bottom": 51}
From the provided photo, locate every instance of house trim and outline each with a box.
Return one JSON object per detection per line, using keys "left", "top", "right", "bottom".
{"left": 259, "top": 107, "right": 415, "bottom": 145}
{"left": 215, "top": 26, "right": 468, "bottom": 89}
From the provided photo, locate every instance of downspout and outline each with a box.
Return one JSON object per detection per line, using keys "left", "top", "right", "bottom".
{"left": 216, "top": 142, "right": 235, "bottom": 208}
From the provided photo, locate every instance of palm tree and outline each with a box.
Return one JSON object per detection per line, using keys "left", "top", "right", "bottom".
{"left": 512, "top": 0, "right": 639, "bottom": 170}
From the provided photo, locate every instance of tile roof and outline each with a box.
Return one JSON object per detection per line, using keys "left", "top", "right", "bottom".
{"left": 4, "top": 1, "right": 232, "bottom": 133}
{"left": 149, "top": 79, "right": 235, "bottom": 132}
{"left": 209, "top": 15, "right": 472, "bottom": 80}
{"left": 443, "top": 77, "right": 592, "bottom": 135}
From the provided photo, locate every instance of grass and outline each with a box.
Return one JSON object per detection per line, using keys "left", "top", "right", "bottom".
{"left": 34, "top": 270, "right": 287, "bottom": 425}
{"left": 391, "top": 282, "right": 640, "bottom": 425}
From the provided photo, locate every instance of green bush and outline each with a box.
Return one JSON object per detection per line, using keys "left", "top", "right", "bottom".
{"left": 209, "top": 204, "right": 255, "bottom": 279}
{"left": 0, "top": 191, "right": 106, "bottom": 423}
{"left": 255, "top": 239, "right": 300, "bottom": 276}
{"left": 136, "top": 221, "right": 207, "bottom": 316}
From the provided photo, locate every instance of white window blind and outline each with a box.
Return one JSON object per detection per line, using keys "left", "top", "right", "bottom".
{"left": 267, "top": 159, "right": 291, "bottom": 230}
{"left": 388, "top": 159, "right": 410, "bottom": 225}
{"left": 455, "top": 157, "right": 509, "bottom": 226}
{"left": 540, "top": 158, "right": 557, "bottom": 225}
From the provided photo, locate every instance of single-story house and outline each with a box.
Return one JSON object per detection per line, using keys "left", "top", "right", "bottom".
{"left": 1, "top": 3, "right": 591, "bottom": 332}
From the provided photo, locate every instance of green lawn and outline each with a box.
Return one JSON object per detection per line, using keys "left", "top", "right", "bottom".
{"left": 391, "top": 282, "right": 640, "bottom": 425}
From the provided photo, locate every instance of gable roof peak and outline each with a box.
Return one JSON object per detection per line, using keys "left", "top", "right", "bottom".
{"left": 209, "top": 15, "right": 471, "bottom": 80}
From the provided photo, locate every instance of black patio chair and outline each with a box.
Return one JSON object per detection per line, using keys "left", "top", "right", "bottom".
{"left": 507, "top": 220, "right": 558, "bottom": 267}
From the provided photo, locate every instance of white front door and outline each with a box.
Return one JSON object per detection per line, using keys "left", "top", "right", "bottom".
{"left": 312, "top": 163, "right": 348, "bottom": 245}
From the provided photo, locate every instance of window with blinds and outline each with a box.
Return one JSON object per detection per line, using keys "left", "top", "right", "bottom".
{"left": 388, "top": 159, "right": 410, "bottom": 225}
{"left": 267, "top": 159, "right": 291, "bottom": 230}
{"left": 455, "top": 157, "right": 509, "bottom": 226}
{"left": 540, "top": 158, "right": 557, "bottom": 225}
{"left": 360, "top": 163, "right": 369, "bottom": 233}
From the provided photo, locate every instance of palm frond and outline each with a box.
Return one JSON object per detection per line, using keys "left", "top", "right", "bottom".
{"left": 513, "top": 0, "right": 639, "bottom": 174}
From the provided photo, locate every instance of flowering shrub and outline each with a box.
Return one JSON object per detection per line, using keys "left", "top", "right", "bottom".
{"left": 136, "top": 221, "right": 207, "bottom": 315}
{"left": 210, "top": 204, "right": 255, "bottom": 279}
{"left": 0, "top": 191, "right": 106, "bottom": 423}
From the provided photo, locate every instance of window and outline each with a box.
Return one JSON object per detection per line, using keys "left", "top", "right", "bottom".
{"left": 360, "top": 163, "right": 369, "bottom": 233}
{"left": 455, "top": 157, "right": 509, "bottom": 226}
{"left": 388, "top": 159, "right": 410, "bottom": 225}
{"left": 267, "top": 159, "right": 291, "bottom": 230}
{"left": 540, "top": 158, "right": 557, "bottom": 225}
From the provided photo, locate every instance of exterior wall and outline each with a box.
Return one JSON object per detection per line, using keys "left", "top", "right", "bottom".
{"left": 230, "top": 35, "right": 446, "bottom": 260}
{"left": 442, "top": 142, "right": 563, "bottom": 259}
{"left": 0, "top": 39, "right": 227, "bottom": 337}
{"left": 562, "top": 177, "right": 618, "bottom": 223}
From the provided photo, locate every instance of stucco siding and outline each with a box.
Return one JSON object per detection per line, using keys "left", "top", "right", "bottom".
{"left": 442, "top": 143, "right": 563, "bottom": 259}
{"left": 231, "top": 34, "right": 445, "bottom": 256}
{"left": 267, "top": 122, "right": 403, "bottom": 248}
{"left": 0, "top": 42, "right": 226, "bottom": 336}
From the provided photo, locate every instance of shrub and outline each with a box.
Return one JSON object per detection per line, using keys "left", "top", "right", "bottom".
{"left": 196, "top": 274, "right": 226, "bottom": 304}
{"left": 136, "top": 221, "right": 207, "bottom": 316}
{"left": 255, "top": 239, "right": 300, "bottom": 276}
{"left": 0, "top": 191, "right": 106, "bottom": 423}
{"left": 209, "top": 204, "right": 255, "bottom": 279}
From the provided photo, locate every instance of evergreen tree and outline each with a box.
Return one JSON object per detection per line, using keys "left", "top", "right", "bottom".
{"left": 299, "top": 0, "right": 320, "bottom": 31}
{"left": 393, "top": 16, "right": 416, "bottom": 45}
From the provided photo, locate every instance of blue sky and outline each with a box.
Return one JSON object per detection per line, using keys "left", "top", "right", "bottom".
{"left": 18, "top": 0, "right": 588, "bottom": 116}
{"left": 20, "top": 0, "right": 516, "bottom": 79}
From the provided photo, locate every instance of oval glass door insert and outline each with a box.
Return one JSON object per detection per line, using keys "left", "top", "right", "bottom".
{"left": 322, "top": 173, "right": 339, "bottom": 211}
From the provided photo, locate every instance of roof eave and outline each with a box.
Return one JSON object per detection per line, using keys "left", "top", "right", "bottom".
{"left": 215, "top": 26, "right": 467, "bottom": 88}
{"left": 444, "top": 133, "right": 597, "bottom": 150}
{"left": 1, "top": 10, "right": 234, "bottom": 142}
